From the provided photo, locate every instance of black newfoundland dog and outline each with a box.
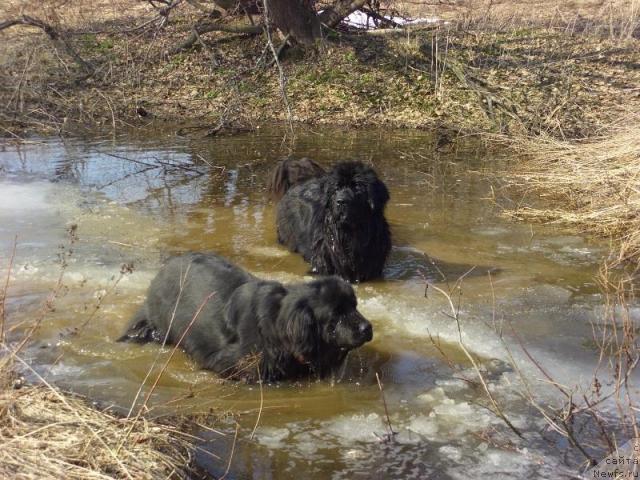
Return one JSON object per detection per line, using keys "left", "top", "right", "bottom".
{"left": 269, "top": 158, "right": 391, "bottom": 283}
{"left": 118, "top": 253, "right": 373, "bottom": 382}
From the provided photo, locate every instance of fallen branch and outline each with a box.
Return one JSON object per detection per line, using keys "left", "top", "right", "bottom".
{"left": 374, "top": 372, "right": 397, "bottom": 443}
{"left": 319, "top": 0, "right": 369, "bottom": 29}
{"left": 444, "top": 55, "right": 521, "bottom": 123}
{"left": 169, "top": 18, "right": 263, "bottom": 54}
{"left": 352, "top": 21, "right": 444, "bottom": 36}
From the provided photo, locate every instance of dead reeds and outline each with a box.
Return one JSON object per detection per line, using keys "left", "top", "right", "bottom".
{"left": 502, "top": 117, "right": 640, "bottom": 267}
{"left": 0, "top": 355, "right": 196, "bottom": 480}
{"left": 443, "top": 0, "right": 640, "bottom": 42}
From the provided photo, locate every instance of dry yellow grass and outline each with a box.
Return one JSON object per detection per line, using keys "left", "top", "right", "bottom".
{"left": 1, "top": 0, "right": 149, "bottom": 27}
{"left": 397, "top": 0, "right": 640, "bottom": 40}
{"left": 0, "top": 352, "right": 198, "bottom": 479}
{"left": 503, "top": 116, "right": 640, "bottom": 266}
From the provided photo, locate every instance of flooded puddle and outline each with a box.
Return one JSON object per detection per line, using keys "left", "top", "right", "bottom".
{"left": 0, "top": 126, "right": 626, "bottom": 479}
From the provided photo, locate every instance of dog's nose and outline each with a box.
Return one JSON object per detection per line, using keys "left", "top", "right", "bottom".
{"left": 335, "top": 190, "right": 353, "bottom": 205}
{"left": 358, "top": 321, "right": 373, "bottom": 341}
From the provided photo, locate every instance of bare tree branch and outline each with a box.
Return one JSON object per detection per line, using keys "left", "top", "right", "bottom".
{"left": 0, "top": 15, "right": 93, "bottom": 74}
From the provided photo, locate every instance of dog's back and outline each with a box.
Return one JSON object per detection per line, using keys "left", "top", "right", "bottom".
{"left": 275, "top": 180, "right": 325, "bottom": 262}
{"left": 117, "top": 253, "right": 253, "bottom": 350}
{"left": 267, "top": 157, "right": 325, "bottom": 201}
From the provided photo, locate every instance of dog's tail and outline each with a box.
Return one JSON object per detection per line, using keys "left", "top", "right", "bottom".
{"left": 117, "top": 308, "right": 159, "bottom": 343}
{"left": 267, "top": 157, "right": 325, "bottom": 201}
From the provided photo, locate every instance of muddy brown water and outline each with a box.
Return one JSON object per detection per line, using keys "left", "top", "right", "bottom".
{"left": 0, "top": 126, "right": 630, "bottom": 479}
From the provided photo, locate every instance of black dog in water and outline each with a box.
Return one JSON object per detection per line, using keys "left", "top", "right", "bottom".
{"left": 118, "top": 253, "right": 373, "bottom": 382}
{"left": 269, "top": 158, "right": 391, "bottom": 282}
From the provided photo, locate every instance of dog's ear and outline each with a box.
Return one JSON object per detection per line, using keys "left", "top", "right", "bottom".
{"left": 367, "top": 178, "right": 390, "bottom": 213}
{"left": 267, "top": 159, "right": 291, "bottom": 201}
{"left": 280, "top": 299, "right": 318, "bottom": 357}
{"left": 268, "top": 157, "right": 325, "bottom": 201}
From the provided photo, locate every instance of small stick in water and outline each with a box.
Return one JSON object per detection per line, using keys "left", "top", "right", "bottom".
{"left": 375, "top": 372, "right": 397, "bottom": 443}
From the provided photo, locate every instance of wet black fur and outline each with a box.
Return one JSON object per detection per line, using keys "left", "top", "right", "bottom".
{"left": 270, "top": 160, "right": 391, "bottom": 282}
{"left": 118, "top": 253, "right": 373, "bottom": 382}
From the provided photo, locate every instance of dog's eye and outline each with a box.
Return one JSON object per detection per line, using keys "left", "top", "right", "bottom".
{"left": 335, "top": 304, "right": 356, "bottom": 319}
{"left": 334, "top": 306, "right": 349, "bottom": 317}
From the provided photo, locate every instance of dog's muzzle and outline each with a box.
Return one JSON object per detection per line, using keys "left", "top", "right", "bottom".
{"left": 352, "top": 311, "right": 373, "bottom": 345}
{"left": 334, "top": 190, "right": 355, "bottom": 223}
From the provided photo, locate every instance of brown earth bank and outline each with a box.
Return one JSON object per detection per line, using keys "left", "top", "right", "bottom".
{"left": 0, "top": 0, "right": 639, "bottom": 137}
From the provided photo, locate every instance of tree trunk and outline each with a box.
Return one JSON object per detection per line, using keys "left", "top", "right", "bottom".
{"left": 212, "top": 0, "right": 370, "bottom": 45}
{"left": 265, "top": 0, "right": 321, "bottom": 45}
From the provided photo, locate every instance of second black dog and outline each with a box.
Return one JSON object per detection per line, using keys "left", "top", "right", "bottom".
{"left": 118, "top": 253, "right": 373, "bottom": 382}
{"left": 269, "top": 159, "right": 391, "bottom": 282}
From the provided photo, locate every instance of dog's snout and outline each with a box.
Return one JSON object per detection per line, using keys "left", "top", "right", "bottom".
{"left": 335, "top": 189, "right": 353, "bottom": 205}
{"left": 358, "top": 321, "right": 373, "bottom": 341}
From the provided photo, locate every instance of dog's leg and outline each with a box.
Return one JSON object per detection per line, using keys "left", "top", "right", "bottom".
{"left": 201, "top": 345, "right": 256, "bottom": 380}
{"left": 116, "top": 307, "right": 159, "bottom": 343}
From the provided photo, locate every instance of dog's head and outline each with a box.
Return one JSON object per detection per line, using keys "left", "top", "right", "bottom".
{"left": 325, "top": 161, "right": 389, "bottom": 225}
{"left": 277, "top": 276, "right": 373, "bottom": 366}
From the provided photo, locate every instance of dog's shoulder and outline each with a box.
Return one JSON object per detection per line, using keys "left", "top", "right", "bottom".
{"left": 179, "top": 252, "right": 254, "bottom": 279}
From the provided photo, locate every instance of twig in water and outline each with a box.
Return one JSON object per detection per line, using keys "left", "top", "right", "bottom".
{"left": 119, "top": 288, "right": 215, "bottom": 452}
{"left": 0, "top": 235, "right": 17, "bottom": 343}
{"left": 375, "top": 372, "right": 397, "bottom": 443}
{"left": 507, "top": 320, "right": 570, "bottom": 399}
{"left": 425, "top": 280, "right": 524, "bottom": 439}
{"left": 249, "top": 362, "right": 264, "bottom": 440}
{"left": 76, "top": 262, "right": 135, "bottom": 333}
{"left": 98, "top": 151, "right": 158, "bottom": 168}
{"left": 220, "top": 422, "right": 240, "bottom": 480}
{"left": 141, "top": 291, "right": 216, "bottom": 412}
{"left": 12, "top": 224, "right": 77, "bottom": 357}
{"left": 128, "top": 262, "right": 193, "bottom": 417}
{"left": 107, "top": 240, "right": 136, "bottom": 248}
